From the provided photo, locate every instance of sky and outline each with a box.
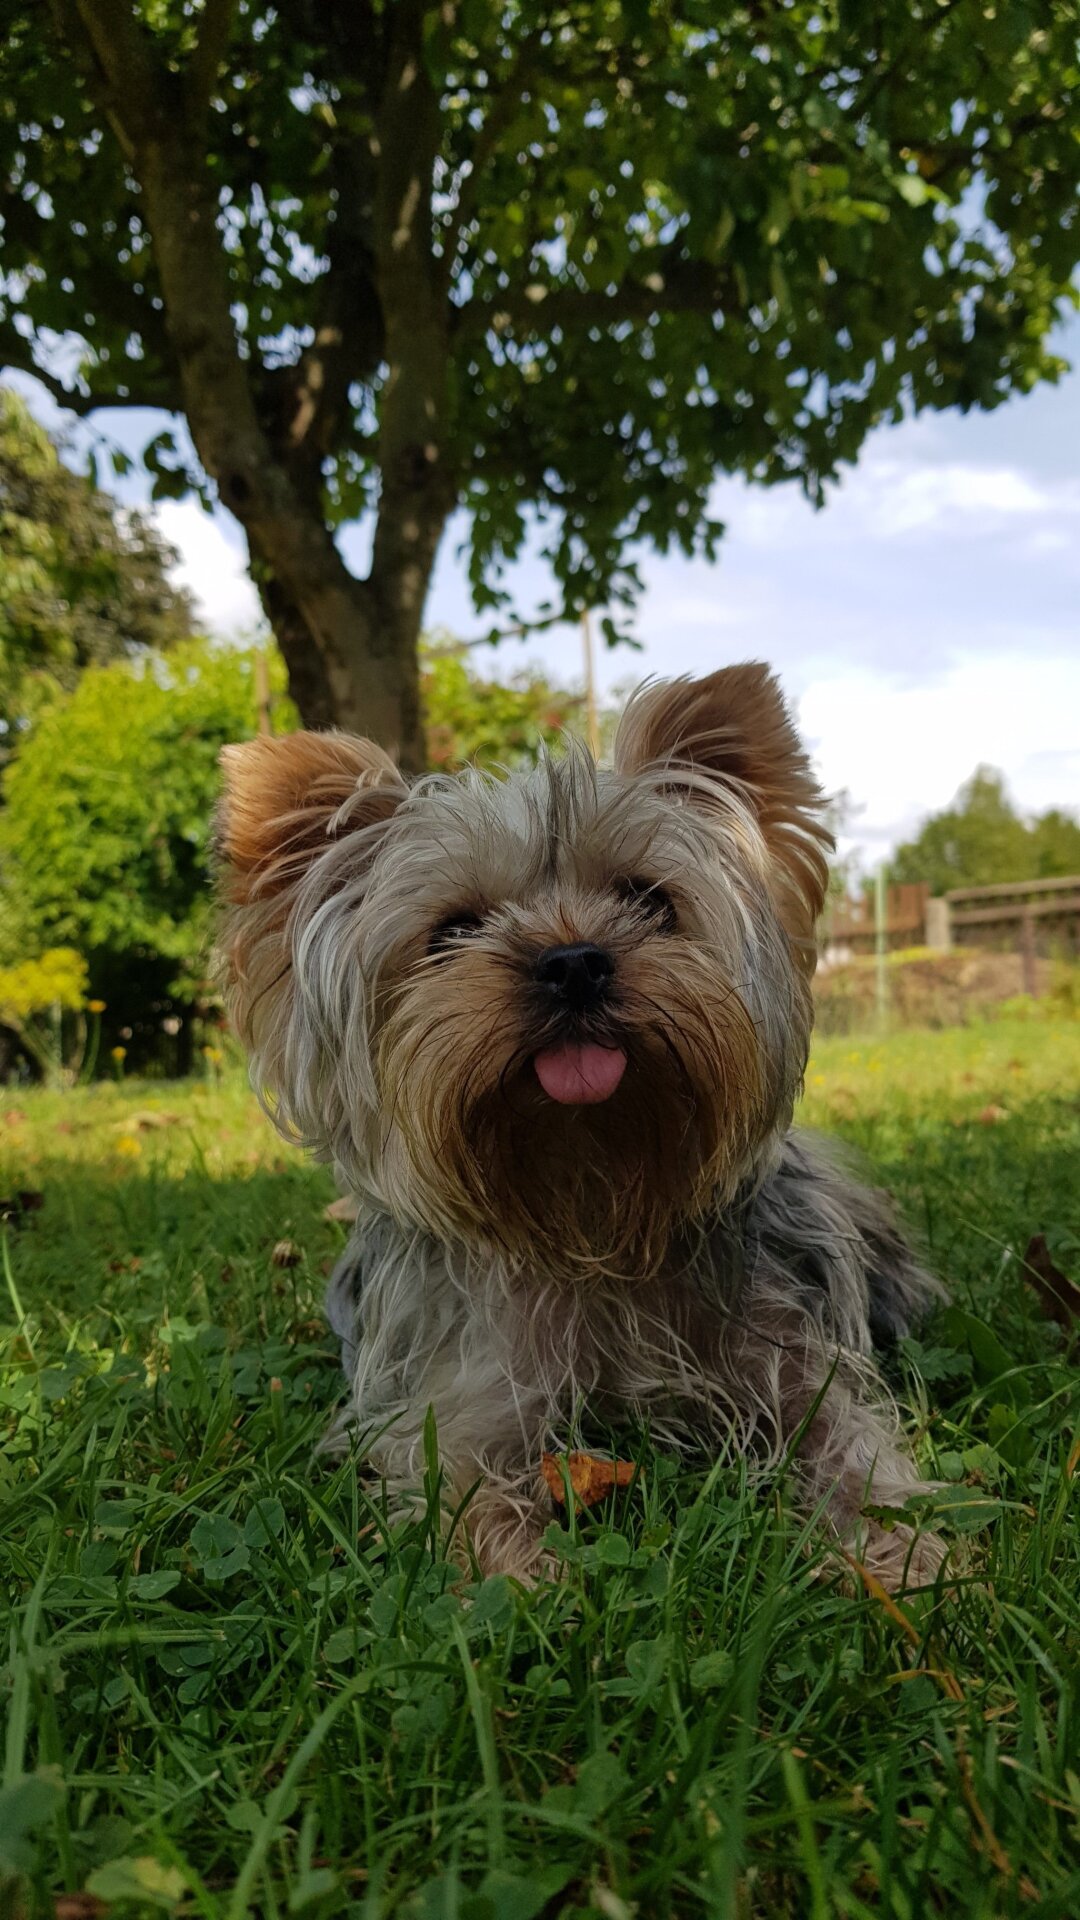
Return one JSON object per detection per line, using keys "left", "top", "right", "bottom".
{"left": 12, "top": 310, "right": 1080, "bottom": 871}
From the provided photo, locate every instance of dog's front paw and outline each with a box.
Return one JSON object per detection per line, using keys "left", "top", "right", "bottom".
{"left": 853, "top": 1519, "right": 948, "bottom": 1594}
{"left": 458, "top": 1482, "right": 560, "bottom": 1586}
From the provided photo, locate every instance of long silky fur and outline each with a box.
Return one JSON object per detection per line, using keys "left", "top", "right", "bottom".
{"left": 218, "top": 664, "right": 947, "bottom": 1590}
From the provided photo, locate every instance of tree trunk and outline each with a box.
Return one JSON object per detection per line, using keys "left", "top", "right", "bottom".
{"left": 255, "top": 545, "right": 427, "bottom": 767}
{"left": 136, "top": 138, "right": 437, "bottom": 771}
{"left": 56, "top": 2, "right": 449, "bottom": 773}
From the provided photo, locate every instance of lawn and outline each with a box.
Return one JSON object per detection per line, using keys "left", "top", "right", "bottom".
{"left": 2, "top": 1018, "right": 1079, "bottom": 1918}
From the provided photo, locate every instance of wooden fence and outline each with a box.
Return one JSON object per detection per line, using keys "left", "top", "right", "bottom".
{"left": 820, "top": 883, "right": 929, "bottom": 960}
{"left": 819, "top": 874, "right": 1080, "bottom": 992}
{"left": 941, "top": 874, "right": 1080, "bottom": 992}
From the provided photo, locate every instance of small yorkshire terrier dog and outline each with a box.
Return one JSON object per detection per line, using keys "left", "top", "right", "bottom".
{"left": 218, "top": 665, "right": 945, "bottom": 1591}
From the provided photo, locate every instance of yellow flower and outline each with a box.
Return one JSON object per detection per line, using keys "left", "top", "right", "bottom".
{"left": 114, "top": 1134, "right": 142, "bottom": 1157}
{"left": 110, "top": 1045, "right": 127, "bottom": 1061}
{"left": 203, "top": 1045, "right": 224, "bottom": 1065}
{"left": 88, "top": 999, "right": 106, "bottom": 1014}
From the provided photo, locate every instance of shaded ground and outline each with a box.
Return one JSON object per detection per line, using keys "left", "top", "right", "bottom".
{"left": 2, "top": 1019, "right": 1079, "bottom": 1917}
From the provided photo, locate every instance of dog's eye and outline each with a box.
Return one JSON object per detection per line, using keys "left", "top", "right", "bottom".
{"left": 429, "top": 910, "right": 484, "bottom": 955}
{"left": 613, "top": 876, "right": 677, "bottom": 933}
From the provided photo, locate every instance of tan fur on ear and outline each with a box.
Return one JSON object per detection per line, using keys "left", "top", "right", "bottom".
{"left": 614, "top": 664, "right": 832, "bottom": 964}
{"left": 216, "top": 731, "right": 407, "bottom": 1055}
{"left": 218, "top": 730, "right": 406, "bottom": 905}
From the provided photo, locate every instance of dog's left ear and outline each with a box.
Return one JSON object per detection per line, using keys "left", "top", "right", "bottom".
{"left": 614, "top": 664, "right": 831, "bottom": 960}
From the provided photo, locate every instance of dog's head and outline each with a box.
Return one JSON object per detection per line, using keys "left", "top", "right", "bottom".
{"left": 217, "top": 665, "right": 830, "bottom": 1278}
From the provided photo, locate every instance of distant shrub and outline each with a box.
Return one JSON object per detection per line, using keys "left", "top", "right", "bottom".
{"left": 0, "top": 641, "right": 287, "bottom": 1070}
{"left": 813, "top": 948, "right": 1065, "bottom": 1038}
{"left": 0, "top": 947, "right": 89, "bottom": 1084}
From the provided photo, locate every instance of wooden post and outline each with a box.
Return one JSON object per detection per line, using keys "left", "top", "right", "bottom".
{"left": 875, "top": 864, "right": 889, "bottom": 1033}
{"left": 925, "top": 896, "right": 951, "bottom": 951}
{"left": 1021, "top": 908, "right": 1037, "bottom": 997}
{"left": 254, "top": 652, "right": 272, "bottom": 737}
{"left": 581, "top": 609, "right": 600, "bottom": 760}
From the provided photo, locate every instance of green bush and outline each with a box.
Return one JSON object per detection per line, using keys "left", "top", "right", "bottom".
{"left": 0, "top": 641, "right": 288, "bottom": 1066}
{"left": 422, "top": 635, "right": 587, "bottom": 768}
{"left": 0, "top": 946, "right": 89, "bottom": 1085}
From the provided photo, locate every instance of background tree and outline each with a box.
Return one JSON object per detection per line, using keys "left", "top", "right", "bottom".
{"left": 423, "top": 634, "right": 587, "bottom": 769}
{"left": 3, "top": 4, "right": 1078, "bottom": 767}
{"left": 1030, "top": 809, "right": 1080, "bottom": 881}
{"left": 0, "top": 388, "right": 192, "bottom": 744}
{"left": 891, "top": 768, "right": 1080, "bottom": 894}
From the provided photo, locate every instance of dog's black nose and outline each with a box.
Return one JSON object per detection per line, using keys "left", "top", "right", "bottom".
{"left": 534, "top": 942, "right": 614, "bottom": 1011}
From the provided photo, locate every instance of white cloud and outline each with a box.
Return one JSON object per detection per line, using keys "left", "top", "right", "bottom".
{"left": 721, "top": 455, "right": 1080, "bottom": 550}
{"left": 155, "top": 499, "right": 263, "bottom": 637}
{"left": 797, "top": 651, "right": 1080, "bottom": 865}
{"left": 850, "top": 461, "right": 1080, "bottom": 539}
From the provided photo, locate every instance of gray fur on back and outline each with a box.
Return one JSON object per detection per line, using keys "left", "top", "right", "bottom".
{"left": 739, "top": 1131, "right": 942, "bottom": 1350}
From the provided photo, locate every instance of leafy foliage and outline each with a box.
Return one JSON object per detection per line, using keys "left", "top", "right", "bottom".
{"left": 423, "top": 635, "right": 585, "bottom": 768}
{"left": 1, "top": 2, "right": 1078, "bottom": 737}
{"left": 0, "top": 947, "right": 86, "bottom": 1022}
{"left": 0, "top": 947, "right": 88, "bottom": 1084}
{"left": 1030, "top": 807, "right": 1080, "bottom": 880}
{"left": 0, "top": 388, "right": 192, "bottom": 742}
{"left": 892, "top": 766, "right": 1080, "bottom": 892}
{"left": 0, "top": 641, "right": 284, "bottom": 1036}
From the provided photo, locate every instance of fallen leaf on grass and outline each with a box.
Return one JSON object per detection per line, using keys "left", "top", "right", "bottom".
{"left": 325, "top": 1193, "right": 360, "bottom": 1224}
{"left": 270, "top": 1239, "right": 302, "bottom": 1268}
{"left": 3, "top": 1107, "right": 27, "bottom": 1126}
{"left": 541, "top": 1451, "right": 636, "bottom": 1508}
{"left": 54, "top": 1896, "right": 107, "bottom": 1919}
{"left": 977, "top": 1105, "right": 1008, "bottom": 1125}
{"left": 1022, "top": 1233, "right": 1080, "bottom": 1332}
{"left": 123, "top": 1109, "right": 181, "bottom": 1132}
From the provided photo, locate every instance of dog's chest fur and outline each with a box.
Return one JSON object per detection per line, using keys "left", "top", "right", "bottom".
{"left": 326, "top": 1130, "right": 937, "bottom": 1479}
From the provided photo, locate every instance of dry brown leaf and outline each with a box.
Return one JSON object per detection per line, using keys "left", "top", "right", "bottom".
{"left": 324, "top": 1194, "right": 360, "bottom": 1224}
{"left": 1022, "top": 1234, "right": 1080, "bottom": 1332}
{"left": 541, "top": 1451, "right": 635, "bottom": 1508}
{"left": 977, "top": 1105, "right": 1008, "bottom": 1125}
{"left": 54, "top": 1895, "right": 107, "bottom": 1919}
{"left": 270, "top": 1239, "right": 302, "bottom": 1268}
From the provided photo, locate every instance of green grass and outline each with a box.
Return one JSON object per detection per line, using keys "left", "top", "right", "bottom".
{"left": 2, "top": 1019, "right": 1079, "bottom": 1918}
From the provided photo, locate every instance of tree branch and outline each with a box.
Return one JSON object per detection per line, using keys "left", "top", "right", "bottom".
{"left": 60, "top": 0, "right": 161, "bottom": 154}
{"left": 439, "top": 31, "right": 543, "bottom": 272}
{"left": 457, "top": 257, "right": 735, "bottom": 339}
{"left": 368, "top": 0, "right": 455, "bottom": 614}
{"left": 188, "top": 0, "right": 239, "bottom": 118}
{"left": 0, "top": 335, "right": 181, "bottom": 418}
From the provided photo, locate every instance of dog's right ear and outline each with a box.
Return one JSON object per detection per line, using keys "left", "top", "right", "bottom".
{"left": 217, "top": 730, "right": 407, "bottom": 908}
{"left": 216, "top": 731, "right": 407, "bottom": 1056}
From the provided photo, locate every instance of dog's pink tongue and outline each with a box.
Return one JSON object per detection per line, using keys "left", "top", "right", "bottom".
{"left": 534, "top": 1042, "right": 627, "bottom": 1105}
